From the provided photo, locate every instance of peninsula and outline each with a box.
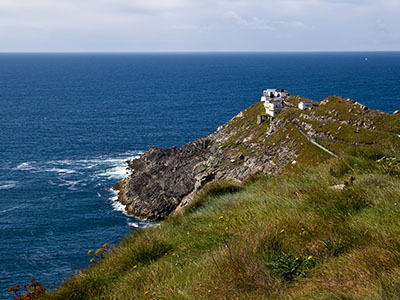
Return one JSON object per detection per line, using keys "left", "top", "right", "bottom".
{"left": 115, "top": 93, "right": 400, "bottom": 220}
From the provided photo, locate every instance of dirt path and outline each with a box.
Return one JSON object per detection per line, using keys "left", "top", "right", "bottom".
{"left": 292, "top": 121, "right": 338, "bottom": 158}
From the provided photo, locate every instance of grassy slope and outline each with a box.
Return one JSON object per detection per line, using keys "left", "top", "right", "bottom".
{"left": 40, "top": 98, "right": 400, "bottom": 300}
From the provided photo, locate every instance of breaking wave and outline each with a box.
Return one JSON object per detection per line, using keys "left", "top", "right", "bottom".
{"left": 0, "top": 181, "right": 17, "bottom": 190}
{"left": 12, "top": 151, "right": 143, "bottom": 216}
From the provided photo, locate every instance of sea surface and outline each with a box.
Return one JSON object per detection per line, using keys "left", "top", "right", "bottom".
{"left": 1, "top": 52, "right": 399, "bottom": 296}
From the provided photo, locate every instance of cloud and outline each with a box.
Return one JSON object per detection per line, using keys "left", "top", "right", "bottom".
{"left": 0, "top": 0, "right": 398, "bottom": 51}
{"left": 171, "top": 24, "right": 200, "bottom": 30}
{"left": 223, "top": 11, "right": 274, "bottom": 30}
{"left": 224, "top": 11, "right": 311, "bottom": 31}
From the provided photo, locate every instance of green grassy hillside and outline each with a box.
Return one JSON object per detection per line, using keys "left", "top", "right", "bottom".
{"left": 40, "top": 152, "right": 400, "bottom": 300}
{"left": 34, "top": 97, "right": 400, "bottom": 300}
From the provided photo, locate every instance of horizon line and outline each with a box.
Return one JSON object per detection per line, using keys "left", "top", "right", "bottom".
{"left": 0, "top": 50, "right": 399, "bottom": 54}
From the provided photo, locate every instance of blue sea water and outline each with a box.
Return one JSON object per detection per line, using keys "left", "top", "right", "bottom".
{"left": 0, "top": 52, "right": 399, "bottom": 297}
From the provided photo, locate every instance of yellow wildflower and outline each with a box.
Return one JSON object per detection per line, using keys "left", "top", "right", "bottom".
{"left": 280, "top": 229, "right": 285, "bottom": 233}
{"left": 295, "top": 257, "right": 299, "bottom": 261}
{"left": 307, "top": 256, "right": 313, "bottom": 260}
{"left": 144, "top": 291, "right": 149, "bottom": 295}
{"left": 95, "top": 248, "right": 107, "bottom": 256}
{"left": 218, "top": 216, "right": 224, "bottom": 220}
{"left": 395, "top": 203, "right": 398, "bottom": 206}
{"left": 133, "top": 265, "right": 137, "bottom": 269}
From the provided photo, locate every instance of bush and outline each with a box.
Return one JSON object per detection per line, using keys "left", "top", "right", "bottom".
{"left": 267, "top": 253, "right": 315, "bottom": 281}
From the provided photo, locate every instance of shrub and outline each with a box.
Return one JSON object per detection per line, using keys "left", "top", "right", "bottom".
{"left": 7, "top": 278, "right": 46, "bottom": 300}
{"left": 267, "top": 253, "right": 315, "bottom": 281}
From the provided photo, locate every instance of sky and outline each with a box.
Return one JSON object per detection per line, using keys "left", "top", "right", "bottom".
{"left": 0, "top": 0, "right": 399, "bottom": 52}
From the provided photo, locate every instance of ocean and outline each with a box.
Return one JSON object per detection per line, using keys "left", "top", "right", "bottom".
{"left": 1, "top": 52, "right": 399, "bottom": 296}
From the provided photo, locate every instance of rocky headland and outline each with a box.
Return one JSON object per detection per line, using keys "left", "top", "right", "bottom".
{"left": 114, "top": 95, "right": 400, "bottom": 220}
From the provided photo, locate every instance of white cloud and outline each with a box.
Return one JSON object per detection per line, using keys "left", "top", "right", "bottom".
{"left": 223, "top": 11, "right": 274, "bottom": 30}
{"left": 0, "top": 0, "right": 398, "bottom": 51}
{"left": 171, "top": 24, "right": 200, "bottom": 30}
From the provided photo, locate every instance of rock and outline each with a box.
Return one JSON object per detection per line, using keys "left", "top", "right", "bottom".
{"left": 348, "top": 108, "right": 353, "bottom": 113}
{"left": 394, "top": 110, "right": 399, "bottom": 115}
{"left": 320, "top": 99, "right": 330, "bottom": 105}
{"left": 330, "top": 184, "right": 346, "bottom": 191}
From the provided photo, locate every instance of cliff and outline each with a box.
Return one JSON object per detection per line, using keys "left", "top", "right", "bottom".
{"left": 115, "top": 95, "right": 400, "bottom": 220}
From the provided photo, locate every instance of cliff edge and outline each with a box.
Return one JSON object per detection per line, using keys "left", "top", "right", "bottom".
{"left": 115, "top": 95, "right": 400, "bottom": 220}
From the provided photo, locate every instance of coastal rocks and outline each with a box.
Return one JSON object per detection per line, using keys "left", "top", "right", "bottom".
{"left": 117, "top": 139, "right": 213, "bottom": 220}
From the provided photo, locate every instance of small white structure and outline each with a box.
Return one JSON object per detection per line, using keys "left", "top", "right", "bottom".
{"left": 260, "top": 89, "right": 289, "bottom": 102}
{"left": 264, "top": 100, "right": 284, "bottom": 117}
{"left": 298, "top": 101, "right": 312, "bottom": 110}
{"left": 260, "top": 89, "right": 289, "bottom": 117}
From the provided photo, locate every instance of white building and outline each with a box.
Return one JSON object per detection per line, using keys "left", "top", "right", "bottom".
{"left": 264, "top": 100, "right": 284, "bottom": 117}
{"left": 298, "top": 101, "right": 312, "bottom": 110}
{"left": 260, "top": 89, "right": 289, "bottom": 102}
{"left": 260, "top": 89, "right": 289, "bottom": 117}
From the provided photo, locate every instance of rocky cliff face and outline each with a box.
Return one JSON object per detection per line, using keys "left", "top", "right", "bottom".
{"left": 114, "top": 96, "right": 400, "bottom": 220}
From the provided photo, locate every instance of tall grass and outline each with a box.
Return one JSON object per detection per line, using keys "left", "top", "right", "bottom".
{"left": 39, "top": 152, "right": 400, "bottom": 300}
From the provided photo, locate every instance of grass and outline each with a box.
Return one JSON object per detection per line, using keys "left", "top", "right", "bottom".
{"left": 38, "top": 149, "right": 400, "bottom": 300}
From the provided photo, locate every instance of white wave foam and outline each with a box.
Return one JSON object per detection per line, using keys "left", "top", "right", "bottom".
{"left": 0, "top": 204, "right": 26, "bottom": 215}
{"left": 15, "top": 162, "right": 35, "bottom": 171}
{"left": 112, "top": 200, "right": 127, "bottom": 213}
{"left": 0, "top": 181, "right": 17, "bottom": 190}
{"left": 128, "top": 222, "right": 140, "bottom": 228}
{"left": 14, "top": 152, "right": 143, "bottom": 178}
{"left": 110, "top": 188, "right": 119, "bottom": 201}
{"left": 58, "top": 179, "right": 81, "bottom": 188}
{"left": 44, "top": 168, "right": 77, "bottom": 174}
{"left": 109, "top": 189, "right": 126, "bottom": 213}
{"left": 128, "top": 220, "right": 157, "bottom": 228}
{"left": 46, "top": 160, "right": 75, "bottom": 165}
{"left": 108, "top": 189, "right": 153, "bottom": 227}
{"left": 95, "top": 165, "right": 131, "bottom": 180}
{"left": 92, "top": 154, "right": 140, "bottom": 180}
